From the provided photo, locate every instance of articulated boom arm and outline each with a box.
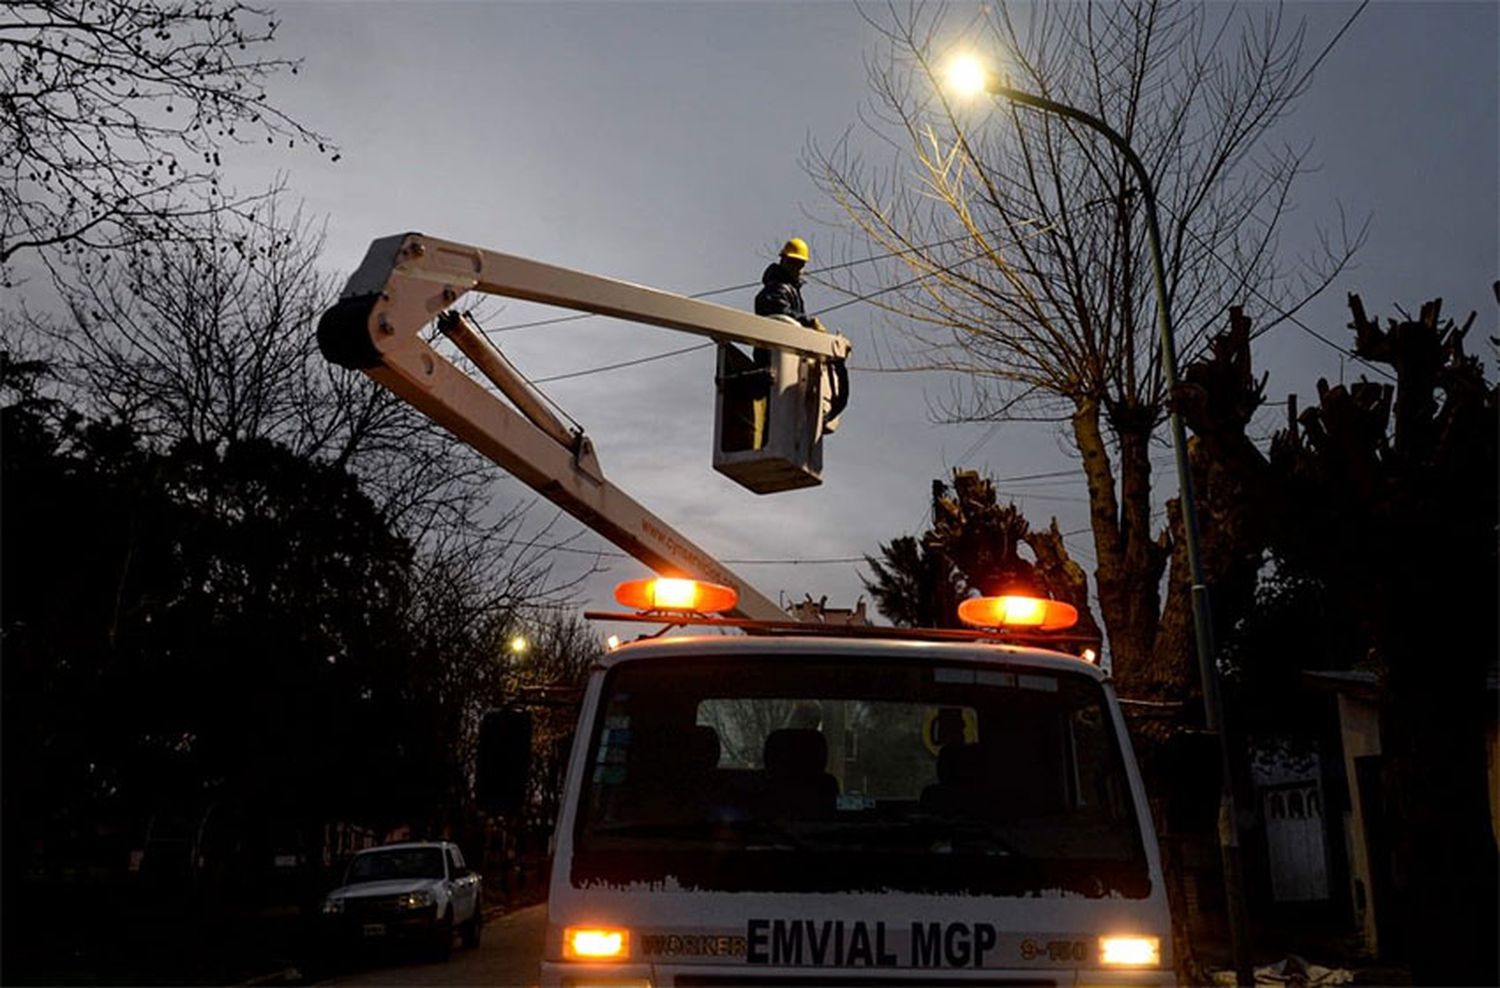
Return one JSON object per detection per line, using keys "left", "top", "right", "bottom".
{"left": 318, "top": 233, "right": 847, "bottom": 622}
{"left": 319, "top": 233, "right": 851, "bottom": 368}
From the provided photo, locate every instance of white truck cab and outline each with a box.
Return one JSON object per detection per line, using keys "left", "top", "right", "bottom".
{"left": 518, "top": 632, "right": 1172, "bottom": 987}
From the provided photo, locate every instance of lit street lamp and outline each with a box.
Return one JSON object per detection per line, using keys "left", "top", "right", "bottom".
{"left": 945, "top": 54, "right": 1252, "bottom": 984}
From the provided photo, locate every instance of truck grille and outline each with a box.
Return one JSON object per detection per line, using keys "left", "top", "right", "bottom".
{"left": 342, "top": 895, "right": 407, "bottom": 918}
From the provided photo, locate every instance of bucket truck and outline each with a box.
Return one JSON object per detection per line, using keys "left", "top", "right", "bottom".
{"left": 316, "top": 232, "right": 854, "bottom": 619}
{"left": 316, "top": 233, "right": 1171, "bottom": 987}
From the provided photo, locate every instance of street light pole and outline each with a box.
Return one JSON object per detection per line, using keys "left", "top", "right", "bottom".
{"left": 977, "top": 79, "right": 1254, "bottom": 985}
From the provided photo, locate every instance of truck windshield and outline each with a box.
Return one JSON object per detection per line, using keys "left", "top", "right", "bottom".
{"left": 572, "top": 655, "right": 1149, "bottom": 897}
{"left": 346, "top": 847, "right": 445, "bottom": 884}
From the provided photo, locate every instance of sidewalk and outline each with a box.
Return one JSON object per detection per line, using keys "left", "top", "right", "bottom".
{"left": 1207, "top": 958, "right": 1411, "bottom": 987}
{"left": 1188, "top": 921, "right": 1414, "bottom": 988}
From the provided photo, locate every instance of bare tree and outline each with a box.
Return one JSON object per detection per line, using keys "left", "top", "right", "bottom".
{"left": 13, "top": 189, "right": 605, "bottom": 854}
{"left": 29, "top": 192, "right": 506, "bottom": 538}
{"left": 810, "top": 1, "right": 1360, "bottom": 698}
{"left": 39, "top": 192, "right": 328, "bottom": 446}
{"left": 20, "top": 193, "right": 605, "bottom": 678}
{"left": 0, "top": 0, "right": 334, "bottom": 269}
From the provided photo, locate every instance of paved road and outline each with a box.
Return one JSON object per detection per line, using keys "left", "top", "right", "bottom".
{"left": 318, "top": 903, "right": 547, "bottom": 986}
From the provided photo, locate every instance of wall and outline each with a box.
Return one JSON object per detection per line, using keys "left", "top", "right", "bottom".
{"left": 1335, "top": 693, "right": 1382, "bottom": 956}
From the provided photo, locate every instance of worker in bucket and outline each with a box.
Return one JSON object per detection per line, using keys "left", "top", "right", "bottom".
{"left": 753, "top": 237, "right": 848, "bottom": 430}
{"left": 755, "top": 237, "right": 823, "bottom": 331}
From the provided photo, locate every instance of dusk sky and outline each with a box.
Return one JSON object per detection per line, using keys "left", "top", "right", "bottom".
{"left": 217, "top": 1, "right": 1498, "bottom": 625}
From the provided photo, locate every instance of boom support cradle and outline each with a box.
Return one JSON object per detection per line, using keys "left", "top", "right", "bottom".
{"left": 319, "top": 233, "right": 852, "bottom": 622}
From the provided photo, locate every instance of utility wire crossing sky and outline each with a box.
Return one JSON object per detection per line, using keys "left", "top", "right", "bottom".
{"left": 201, "top": 1, "right": 1496, "bottom": 617}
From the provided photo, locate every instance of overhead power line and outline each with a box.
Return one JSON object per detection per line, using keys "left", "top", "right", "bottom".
{"left": 730, "top": 556, "right": 867, "bottom": 566}
{"left": 535, "top": 543, "right": 871, "bottom": 566}
{"left": 498, "top": 222, "right": 1067, "bottom": 387}
{"left": 1158, "top": 201, "right": 1395, "bottom": 383}
{"left": 531, "top": 343, "right": 712, "bottom": 384}
{"left": 1143, "top": 2, "right": 1388, "bottom": 384}
{"left": 992, "top": 468, "right": 1080, "bottom": 483}
{"left": 1292, "top": 0, "right": 1371, "bottom": 97}
{"left": 474, "top": 224, "right": 1047, "bottom": 337}
{"left": 540, "top": 529, "right": 1112, "bottom": 564}
{"left": 808, "top": 221, "right": 1059, "bottom": 318}
{"left": 953, "top": 389, "right": 1040, "bottom": 465}
{"left": 464, "top": 0, "right": 1375, "bottom": 397}
{"left": 996, "top": 490, "right": 1089, "bottom": 504}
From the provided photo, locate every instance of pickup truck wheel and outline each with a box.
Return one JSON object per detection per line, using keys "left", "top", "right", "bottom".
{"left": 461, "top": 900, "right": 482, "bottom": 949}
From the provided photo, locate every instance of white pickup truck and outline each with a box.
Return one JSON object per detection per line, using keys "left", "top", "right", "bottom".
{"left": 319, "top": 840, "right": 483, "bottom": 959}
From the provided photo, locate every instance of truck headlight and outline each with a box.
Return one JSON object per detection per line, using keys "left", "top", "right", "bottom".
{"left": 1098, "top": 935, "right": 1160, "bottom": 966}
{"left": 321, "top": 898, "right": 344, "bottom": 915}
{"left": 398, "top": 890, "right": 435, "bottom": 910}
{"left": 564, "top": 926, "right": 630, "bottom": 960}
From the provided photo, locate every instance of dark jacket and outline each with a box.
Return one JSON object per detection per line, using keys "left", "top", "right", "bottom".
{"left": 749, "top": 261, "right": 849, "bottom": 419}
{"left": 754, "top": 262, "right": 814, "bottom": 327}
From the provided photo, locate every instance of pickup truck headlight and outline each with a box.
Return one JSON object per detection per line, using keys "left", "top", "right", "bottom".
{"left": 397, "top": 890, "right": 435, "bottom": 910}
{"left": 321, "top": 897, "right": 344, "bottom": 915}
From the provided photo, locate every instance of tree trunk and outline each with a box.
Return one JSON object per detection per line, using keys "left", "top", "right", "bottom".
{"left": 1076, "top": 396, "right": 1170, "bottom": 695}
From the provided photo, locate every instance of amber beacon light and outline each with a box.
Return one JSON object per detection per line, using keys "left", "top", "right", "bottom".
{"left": 613, "top": 578, "right": 739, "bottom": 614}
{"left": 957, "top": 594, "right": 1078, "bottom": 631}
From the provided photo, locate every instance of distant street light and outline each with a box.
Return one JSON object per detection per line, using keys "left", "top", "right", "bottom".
{"left": 508, "top": 635, "right": 530, "bottom": 656}
{"left": 943, "top": 53, "right": 1252, "bottom": 985}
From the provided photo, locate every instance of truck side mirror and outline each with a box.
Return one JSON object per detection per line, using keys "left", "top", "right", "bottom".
{"left": 477, "top": 709, "right": 532, "bottom": 816}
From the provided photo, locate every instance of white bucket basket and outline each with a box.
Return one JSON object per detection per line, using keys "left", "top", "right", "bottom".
{"left": 712, "top": 341, "right": 825, "bottom": 494}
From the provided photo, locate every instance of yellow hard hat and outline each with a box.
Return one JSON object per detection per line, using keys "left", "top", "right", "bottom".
{"left": 780, "top": 237, "right": 810, "bottom": 263}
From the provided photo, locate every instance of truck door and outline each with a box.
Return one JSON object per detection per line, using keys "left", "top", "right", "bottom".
{"left": 446, "top": 846, "right": 477, "bottom": 921}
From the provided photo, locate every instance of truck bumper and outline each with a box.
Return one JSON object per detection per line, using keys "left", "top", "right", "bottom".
{"left": 540, "top": 960, "right": 1175, "bottom": 986}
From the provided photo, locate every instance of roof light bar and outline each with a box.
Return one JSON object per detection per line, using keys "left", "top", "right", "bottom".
{"left": 957, "top": 594, "right": 1079, "bottom": 631}
{"left": 613, "top": 578, "right": 739, "bottom": 614}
